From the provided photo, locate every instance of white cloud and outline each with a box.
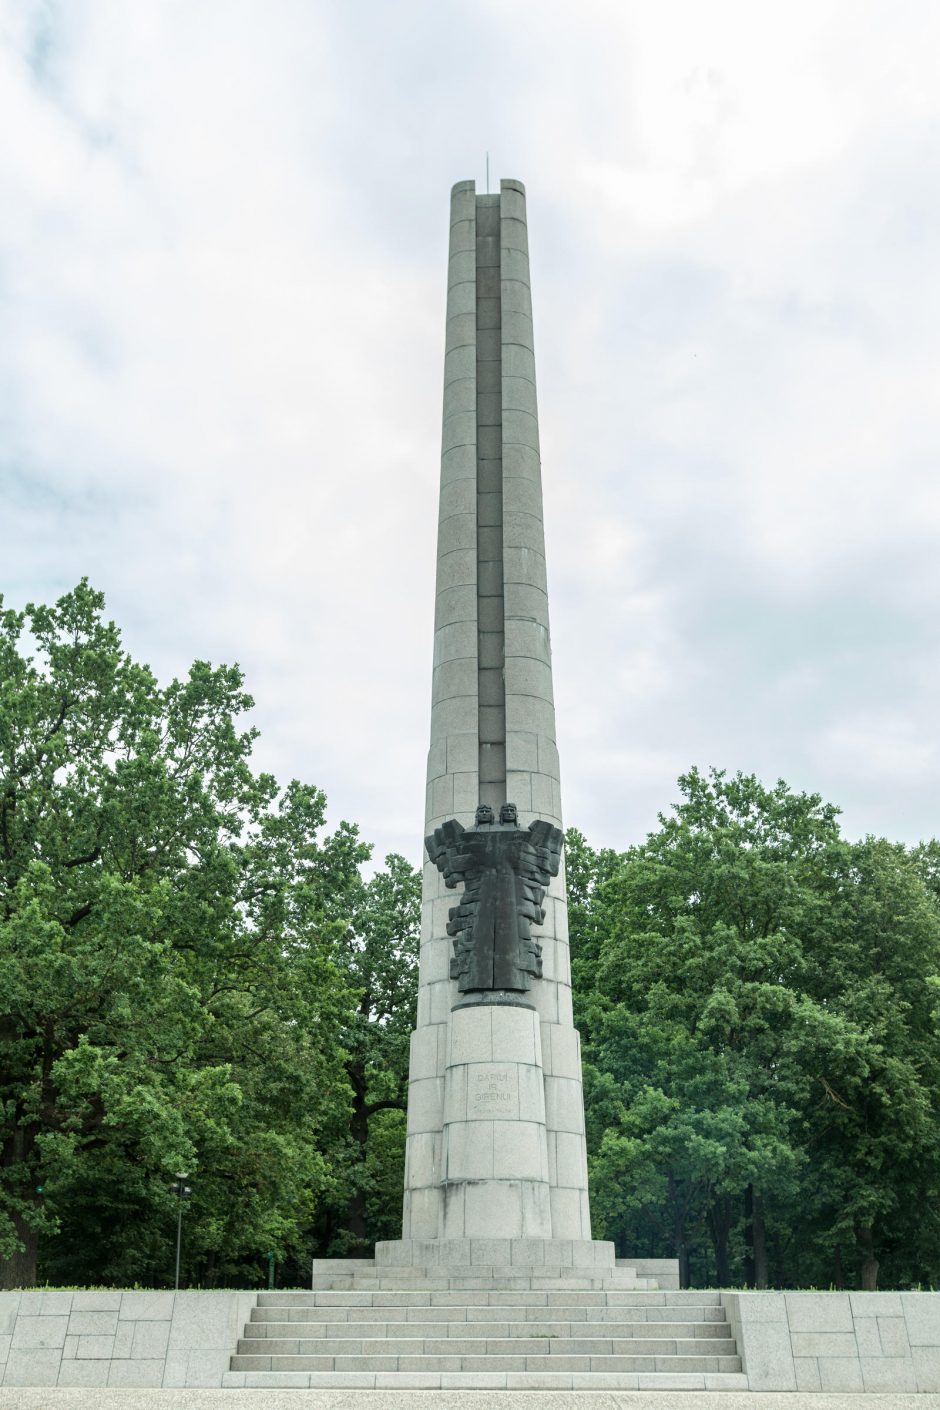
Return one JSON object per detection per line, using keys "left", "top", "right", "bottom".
{"left": 2, "top": 0, "right": 940, "bottom": 858}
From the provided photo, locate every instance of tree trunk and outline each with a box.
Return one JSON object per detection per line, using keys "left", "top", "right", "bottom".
{"left": 744, "top": 1184, "right": 769, "bottom": 1289}
{"left": 833, "top": 1245, "right": 845, "bottom": 1289}
{"left": 752, "top": 1189, "right": 769, "bottom": 1289}
{"left": 346, "top": 1071, "right": 370, "bottom": 1256}
{"left": 856, "top": 1225, "right": 879, "bottom": 1291}
{"left": 743, "top": 1185, "right": 754, "bottom": 1287}
{"left": 0, "top": 1213, "right": 38, "bottom": 1290}
{"left": 0, "top": 1123, "right": 40, "bottom": 1289}
{"left": 669, "top": 1176, "right": 690, "bottom": 1288}
{"left": 707, "top": 1196, "right": 732, "bottom": 1287}
{"left": 676, "top": 1228, "right": 690, "bottom": 1289}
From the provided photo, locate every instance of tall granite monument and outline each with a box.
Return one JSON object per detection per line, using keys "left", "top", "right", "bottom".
{"left": 379, "top": 178, "right": 601, "bottom": 1268}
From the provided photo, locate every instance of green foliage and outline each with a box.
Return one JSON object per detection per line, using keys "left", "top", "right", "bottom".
{"left": 0, "top": 582, "right": 419, "bottom": 1288}
{"left": 312, "top": 852, "right": 420, "bottom": 1257}
{"left": 5, "top": 583, "right": 940, "bottom": 1295}
{"left": 574, "top": 767, "right": 940, "bottom": 1290}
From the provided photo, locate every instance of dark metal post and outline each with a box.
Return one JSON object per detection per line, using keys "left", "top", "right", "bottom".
{"left": 173, "top": 1173, "right": 190, "bottom": 1291}
{"left": 174, "top": 1202, "right": 183, "bottom": 1291}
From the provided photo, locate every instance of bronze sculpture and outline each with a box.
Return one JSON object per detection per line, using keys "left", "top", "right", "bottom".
{"left": 426, "top": 803, "right": 564, "bottom": 995}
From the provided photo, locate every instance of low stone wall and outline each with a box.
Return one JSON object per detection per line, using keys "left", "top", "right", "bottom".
{"left": 4, "top": 1284, "right": 939, "bottom": 1389}
{"left": 617, "top": 1257, "right": 681, "bottom": 1291}
{"left": 723, "top": 1290, "right": 940, "bottom": 1393}
{"left": 0, "top": 1289, "right": 255, "bottom": 1388}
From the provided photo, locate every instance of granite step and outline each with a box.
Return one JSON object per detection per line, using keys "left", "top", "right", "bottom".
{"left": 233, "top": 1288, "right": 741, "bottom": 1390}
{"left": 249, "top": 1302, "right": 727, "bottom": 1324}
{"left": 236, "top": 1336, "right": 736, "bottom": 1357}
{"left": 230, "top": 1352, "right": 744, "bottom": 1373}
{"left": 244, "top": 1319, "right": 731, "bottom": 1339}
{"left": 258, "top": 1288, "right": 723, "bottom": 1307}
{"left": 321, "top": 1267, "right": 650, "bottom": 1278}
{"left": 310, "top": 1275, "right": 659, "bottom": 1290}
{"left": 221, "top": 1370, "right": 750, "bottom": 1389}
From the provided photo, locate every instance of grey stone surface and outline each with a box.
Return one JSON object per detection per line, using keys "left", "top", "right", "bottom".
{"left": 3, "top": 1349, "right": 63, "bottom": 1386}
{"left": 901, "top": 1291, "right": 940, "bottom": 1344}
{"left": 911, "top": 1343, "right": 940, "bottom": 1391}
{"left": 121, "top": 1293, "right": 176, "bottom": 1322}
{"left": 69, "top": 1295, "right": 121, "bottom": 1313}
{"left": 1, "top": 1291, "right": 258, "bottom": 1389}
{"left": 861, "top": 1355, "right": 918, "bottom": 1392}
{"left": 817, "top": 1356, "right": 864, "bottom": 1392}
{"left": 1, "top": 1388, "right": 938, "bottom": 1407}
{"left": 721, "top": 1290, "right": 940, "bottom": 1394}
{"left": 786, "top": 1293, "right": 853, "bottom": 1332}
{"left": 57, "top": 1360, "right": 109, "bottom": 1387}
{"left": 66, "top": 1312, "right": 117, "bottom": 1337}
{"left": 11, "top": 1317, "right": 69, "bottom": 1350}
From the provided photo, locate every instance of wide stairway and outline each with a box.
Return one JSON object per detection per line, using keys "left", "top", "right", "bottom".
{"left": 223, "top": 1280, "right": 746, "bottom": 1390}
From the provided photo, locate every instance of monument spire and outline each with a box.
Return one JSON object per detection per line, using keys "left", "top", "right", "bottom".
{"left": 389, "top": 178, "right": 595, "bottom": 1256}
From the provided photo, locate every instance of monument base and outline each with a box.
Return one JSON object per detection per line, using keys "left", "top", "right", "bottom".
{"left": 311, "top": 1243, "right": 679, "bottom": 1292}
{"left": 376, "top": 1236, "right": 614, "bottom": 1269}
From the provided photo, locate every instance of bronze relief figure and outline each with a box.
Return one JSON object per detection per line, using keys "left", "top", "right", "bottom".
{"left": 426, "top": 803, "right": 564, "bottom": 994}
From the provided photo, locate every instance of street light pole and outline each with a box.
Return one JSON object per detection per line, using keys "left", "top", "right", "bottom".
{"left": 174, "top": 1202, "right": 183, "bottom": 1291}
{"left": 173, "top": 1173, "right": 191, "bottom": 1291}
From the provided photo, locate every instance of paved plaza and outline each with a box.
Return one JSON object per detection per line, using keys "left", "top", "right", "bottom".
{"left": 1, "top": 1390, "right": 938, "bottom": 1408}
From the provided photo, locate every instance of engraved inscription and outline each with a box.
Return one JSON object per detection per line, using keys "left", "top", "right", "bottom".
{"left": 471, "top": 1067, "right": 518, "bottom": 1116}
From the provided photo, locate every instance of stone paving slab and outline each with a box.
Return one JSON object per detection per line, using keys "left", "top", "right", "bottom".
{"left": 0, "top": 1389, "right": 936, "bottom": 1408}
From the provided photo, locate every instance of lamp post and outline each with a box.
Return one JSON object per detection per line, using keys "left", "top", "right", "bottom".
{"left": 172, "top": 1173, "right": 191, "bottom": 1290}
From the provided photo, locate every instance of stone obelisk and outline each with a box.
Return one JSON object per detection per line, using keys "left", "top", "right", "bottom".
{"left": 382, "top": 178, "right": 598, "bottom": 1266}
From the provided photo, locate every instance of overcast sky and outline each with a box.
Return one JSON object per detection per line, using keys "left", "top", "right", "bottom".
{"left": 3, "top": 0, "right": 939, "bottom": 864}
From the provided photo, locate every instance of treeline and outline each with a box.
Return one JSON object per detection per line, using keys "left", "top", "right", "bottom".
{"left": 0, "top": 583, "right": 420, "bottom": 1290}
{"left": 572, "top": 769, "right": 940, "bottom": 1291}
{"left": 2, "top": 585, "right": 939, "bottom": 1291}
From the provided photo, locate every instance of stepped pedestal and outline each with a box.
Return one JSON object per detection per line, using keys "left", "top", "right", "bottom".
{"left": 225, "top": 1287, "right": 743, "bottom": 1390}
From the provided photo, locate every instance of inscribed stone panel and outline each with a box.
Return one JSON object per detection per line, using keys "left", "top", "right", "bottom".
{"left": 468, "top": 1064, "right": 520, "bottom": 1121}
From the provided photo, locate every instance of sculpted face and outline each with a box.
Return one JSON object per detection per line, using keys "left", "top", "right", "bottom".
{"left": 499, "top": 803, "right": 518, "bottom": 825}
{"left": 475, "top": 804, "right": 495, "bottom": 825}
